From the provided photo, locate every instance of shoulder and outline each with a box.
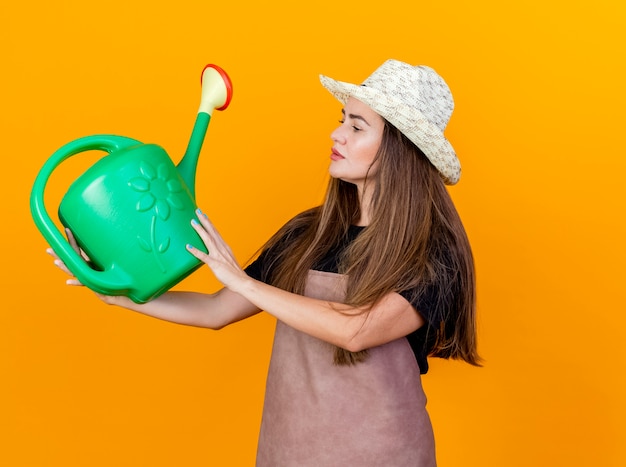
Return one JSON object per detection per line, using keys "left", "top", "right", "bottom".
{"left": 281, "top": 207, "right": 320, "bottom": 235}
{"left": 245, "top": 207, "right": 320, "bottom": 281}
{"left": 266, "top": 207, "right": 319, "bottom": 248}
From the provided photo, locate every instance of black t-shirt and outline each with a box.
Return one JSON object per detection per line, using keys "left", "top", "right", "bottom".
{"left": 245, "top": 224, "right": 440, "bottom": 374}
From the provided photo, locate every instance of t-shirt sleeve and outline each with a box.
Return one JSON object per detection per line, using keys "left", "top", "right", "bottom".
{"left": 244, "top": 252, "right": 268, "bottom": 282}
{"left": 244, "top": 223, "right": 306, "bottom": 284}
{"left": 400, "top": 284, "right": 443, "bottom": 375}
{"left": 399, "top": 285, "right": 439, "bottom": 327}
{"left": 244, "top": 214, "right": 313, "bottom": 284}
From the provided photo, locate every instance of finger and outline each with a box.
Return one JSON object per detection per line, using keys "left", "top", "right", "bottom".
{"left": 186, "top": 242, "right": 210, "bottom": 262}
{"left": 47, "top": 247, "right": 77, "bottom": 277}
{"left": 65, "top": 228, "right": 79, "bottom": 252}
{"left": 190, "top": 218, "right": 234, "bottom": 263}
{"left": 47, "top": 247, "right": 68, "bottom": 272}
{"left": 52, "top": 257, "right": 74, "bottom": 276}
{"left": 190, "top": 218, "right": 212, "bottom": 249}
{"left": 190, "top": 209, "right": 239, "bottom": 266}
{"left": 46, "top": 247, "right": 59, "bottom": 260}
{"left": 194, "top": 208, "right": 223, "bottom": 239}
{"left": 65, "top": 228, "right": 92, "bottom": 262}
{"left": 195, "top": 207, "right": 209, "bottom": 223}
{"left": 190, "top": 213, "right": 223, "bottom": 254}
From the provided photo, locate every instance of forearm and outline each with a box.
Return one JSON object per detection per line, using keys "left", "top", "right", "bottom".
{"left": 102, "top": 289, "right": 260, "bottom": 330}
{"left": 231, "top": 276, "right": 424, "bottom": 352}
{"left": 235, "top": 277, "right": 366, "bottom": 350}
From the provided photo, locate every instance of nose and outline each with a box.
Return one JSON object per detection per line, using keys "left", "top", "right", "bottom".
{"left": 331, "top": 124, "right": 346, "bottom": 145}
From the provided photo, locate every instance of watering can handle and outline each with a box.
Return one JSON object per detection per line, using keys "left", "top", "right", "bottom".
{"left": 30, "top": 135, "right": 142, "bottom": 295}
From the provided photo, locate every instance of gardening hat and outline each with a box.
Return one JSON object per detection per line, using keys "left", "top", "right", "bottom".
{"left": 320, "top": 59, "right": 461, "bottom": 184}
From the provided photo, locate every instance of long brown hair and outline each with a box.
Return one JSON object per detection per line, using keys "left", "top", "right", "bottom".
{"left": 259, "top": 121, "right": 480, "bottom": 366}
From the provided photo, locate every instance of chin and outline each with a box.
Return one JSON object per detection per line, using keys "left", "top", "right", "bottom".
{"left": 328, "top": 167, "right": 341, "bottom": 180}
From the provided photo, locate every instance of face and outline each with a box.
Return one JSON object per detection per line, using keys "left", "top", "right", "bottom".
{"left": 329, "top": 97, "right": 384, "bottom": 191}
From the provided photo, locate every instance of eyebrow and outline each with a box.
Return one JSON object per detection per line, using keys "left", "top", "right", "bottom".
{"left": 341, "top": 108, "right": 371, "bottom": 127}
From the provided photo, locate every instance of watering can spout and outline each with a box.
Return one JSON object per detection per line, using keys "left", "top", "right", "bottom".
{"left": 178, "top": 64, "right": 233, "bottom": 198}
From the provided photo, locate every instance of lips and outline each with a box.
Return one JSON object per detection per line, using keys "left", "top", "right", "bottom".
{"left": 330, "top": 148, "right": 345, "bottom": 161}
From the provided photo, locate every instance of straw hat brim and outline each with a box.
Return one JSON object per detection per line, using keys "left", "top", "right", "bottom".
{"left": 320, "top": 75, "right": 460, "bottom": 185}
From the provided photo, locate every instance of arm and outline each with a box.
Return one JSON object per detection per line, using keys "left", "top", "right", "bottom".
{"left": 235, "top": 278, "right": 424, "bottom": 352}
{"left": 188, "top": 210, "right": 425, "bottom": 351}
{"left": 99, "top": 288, "right": 261, "bottom": 330}
{"left": 46, "top": 231, "right": 261, "bottom": 330}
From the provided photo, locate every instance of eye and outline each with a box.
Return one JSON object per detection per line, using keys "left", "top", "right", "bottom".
{"left": 338, "top": 119, "right": 361, "bottom": 132}
{"left": 339, "top": 120, "right": 361, "bottom": 131}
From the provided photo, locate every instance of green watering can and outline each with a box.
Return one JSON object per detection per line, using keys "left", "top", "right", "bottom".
{"left": 30, "top": 64, "right": 233, "bottom": 303}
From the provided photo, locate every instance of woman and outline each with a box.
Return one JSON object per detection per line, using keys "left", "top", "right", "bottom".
{"left": 50, "top": 59, "right": 480, "bottom": 466}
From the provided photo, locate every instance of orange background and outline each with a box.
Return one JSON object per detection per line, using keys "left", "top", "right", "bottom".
{"left": 2, "top": 1, "right": 625, "bottom": 465}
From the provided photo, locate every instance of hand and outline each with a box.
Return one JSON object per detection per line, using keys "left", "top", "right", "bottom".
{"left": 186, "top": 209, "right": 250, "bottom": 294}
{"left": 46, "top": 228, "right": 87, "bottom": 286}
{"left": 46, "top": 229, "right": 121, "bottom": 305}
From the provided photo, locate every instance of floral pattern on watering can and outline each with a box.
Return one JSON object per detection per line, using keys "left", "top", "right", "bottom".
{"left": 129, "top": 161, "right": 187, "bottom": 273}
